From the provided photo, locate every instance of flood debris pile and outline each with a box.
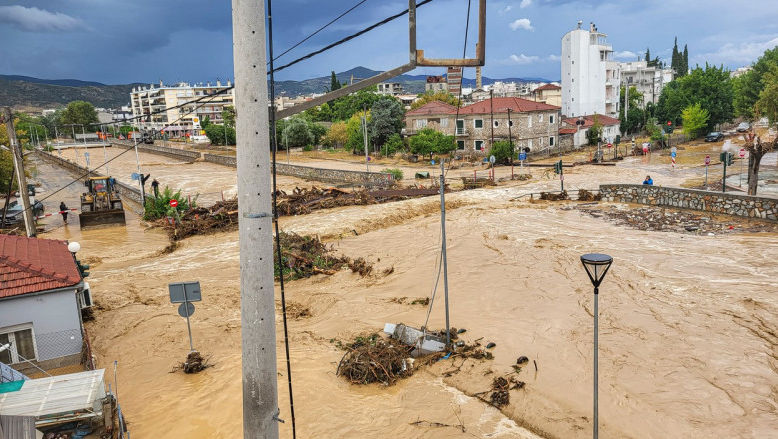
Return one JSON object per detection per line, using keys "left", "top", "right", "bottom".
{"left": 577, "top": 204, "right": 778, "bottom": 233}
{"left": 276, "top": 186, "right": 442, "bottom": 216}
{"left": 487, "top": 376, "right": 525, "bottom": 407}
{"left": 178, "top": 351, "right": 210, "bottom": 374}
{"left": 539, "top": 191, "right": 569, "bottom": 201}
{"left": 163, "top": 198, "right": 239, "bottom": 240}
{"left": 275, "top": 232, "right": 373, "bottom": 280}
{"left": 461, "top": 176, "right": 496, "bottom": 189}
{"left": 336, "top": 334, "right": 415, "bottom": 385}
{"left": 577, "top": 189, "right": 602, "bottom": 201}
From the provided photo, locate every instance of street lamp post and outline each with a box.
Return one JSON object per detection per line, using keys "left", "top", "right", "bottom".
{"left": 580, "top": 253, "right": 613, "bottom": 439}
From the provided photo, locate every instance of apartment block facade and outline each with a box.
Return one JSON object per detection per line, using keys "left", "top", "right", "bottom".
{"left": 619, "top": 61, "right": 674, "bottom": 106}
{"left": 561, "top": 22, "right": 620, "bottom": 119}
{"left": 405, "top": 97, "right": 561, "bottom": 155}
{"left": 130, "top": 81, "right": 234, "bottom": 136}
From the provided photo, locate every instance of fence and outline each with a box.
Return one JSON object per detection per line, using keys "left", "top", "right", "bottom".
{"left": 111, "top": 141, "right": 201, "bottom": 162}
{"left": 34, "top": 329, "right": 83, "bottom": 363}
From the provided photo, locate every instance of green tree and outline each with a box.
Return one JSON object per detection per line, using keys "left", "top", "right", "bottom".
{"left": 304, "top": 103, "right": 333, "bottom": 122}
{"left": 60, "top": 101, "right": 98, "bottom": 127}
{"left": 656, "top": 65, "right": 733, "bottom": 129}
{"left": 331, "top": 89, "right": 382, "bottom": 121}
{"left": 204, "top": 124, "right": 235, "bottom": 145}
{"left": 382, "top": 133, "right": 405, "bottom": 155}
{"left": 757, "top": 64, "right": 778, "bottom": 125}
{"left": 733, "top": 47, "right": 778, "bottom": 119}
{"left": 681, "top": 103, "right": 710, "bottom": 138}
{"left": 489, "top": 140, "right": 514, "bottom": 164}
{"left": 682, "top": 44, "right": 689, "bottom": 76}
{"left": 410, "top": 91, "right": 461, "bottom": 110}
{"left": 586, "top": 117, "right": 602, "bottom": 146}
{"left": 368, "top": 97, "right": 404, "bottom": 148}
{"left": 620, "top": 108, "right": 645, "bottom": 135}
{"left": 345, "top": 112, "right": 369, "bottom": 153}
{"left": 281, "top": 117, "right": 313, "bottom": 149}
{"left": 221, "top": 106, "right": 236, "bottom": 128}
{"left": 322, "top": 121, "right": 348, "bottom": 148}
{"left": 119, "top": 125, "right": 135, "bottom": 136}
{"left": 409, "top": 128, "right": 455, "bottom": 156}
{"left": 200, "top": 115, "right": 211, "bottom": 129}
{"left": 645, "top": 48, "right": 650, "bottom": 63}
{"left": 330, "top": 71, "right": 341, "bottom": 92}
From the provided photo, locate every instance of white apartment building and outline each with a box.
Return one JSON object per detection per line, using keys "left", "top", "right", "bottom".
{"left": 376, "top": 82, "right": 404, "bottom": 96}
{"left": 130, "top": 80, "right": 234, "bottom": 136}
{"left": 561, "top": 22, "right": 620, "bottom": 118}
{"left": 619, "top": 61, "right": 674, "bottom": 106}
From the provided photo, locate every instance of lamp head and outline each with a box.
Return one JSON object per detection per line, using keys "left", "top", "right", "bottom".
{"left": 580, "top": 253, "right": 613, "bottom": 288}
{"left": 67, "top": 241, "right": 81, "bottom": 253}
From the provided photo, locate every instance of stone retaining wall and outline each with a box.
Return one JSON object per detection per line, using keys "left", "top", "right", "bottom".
{"left": 111, "top": 141, "right": 201, "bottom": 162}
{"left": 599, "top": 184, "right": 778, "bottom": 221}
{"left": 202, "top": 153, "right": 395, "bottom": 186}
{"left": 35, "top": 150, "right": 144, "bottom": 204}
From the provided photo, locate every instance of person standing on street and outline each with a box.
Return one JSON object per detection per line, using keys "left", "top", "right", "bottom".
{"left": 151, "top": 178, "right": 160, "bottom": 197}
{"left": 59, "top": 201, "right": 69, "bottom": 224}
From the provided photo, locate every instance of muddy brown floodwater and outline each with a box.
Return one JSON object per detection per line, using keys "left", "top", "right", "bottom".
{"left": 35, "top": 150, "right": 778, "bottom": 438}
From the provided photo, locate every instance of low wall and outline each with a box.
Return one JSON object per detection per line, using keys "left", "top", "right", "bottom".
{"left": 111, "top": 141, "right": 201, "bottom": 162}
{"left": 599, "top": 184, "right": 778, "bottom": 221}
{"left": 202, "top": 153, "right": 395, "bottom": 186}
{"left": 35, "top": 150, "right": 144, "bottom": 204}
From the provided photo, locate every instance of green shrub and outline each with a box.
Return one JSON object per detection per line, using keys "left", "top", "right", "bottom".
{"left": 409, "top": 128, "right": 455, "bottom": 156}
{"left": 382, "top": 168, "right": 403, "bottom": 180}
{"left": 489, "top": 141, "right": 514, "bottom": 165}
{"left": 143, "top": 186, "right": 195, "bottom": 220}
{"left": 382, "top": 133, "right": 405, "bottom": 155}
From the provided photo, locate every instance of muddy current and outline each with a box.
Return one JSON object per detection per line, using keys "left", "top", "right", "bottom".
{"left": 32, "top": 145, "right": 778, "bottom": 438}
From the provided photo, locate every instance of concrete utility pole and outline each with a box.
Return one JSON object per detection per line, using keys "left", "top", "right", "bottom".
{"left": 232, "top": 1, "right": 280, "bottom": 437}
{"left": 362, "top": 104, "right": 369, "bottom": 172}
{"left": 3, "top": 107, "right": 36, "bottom": 237}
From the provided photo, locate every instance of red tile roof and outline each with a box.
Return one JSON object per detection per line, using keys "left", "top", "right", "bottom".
{"left": 405, "top": 101, "right": 458, "bottom": 116}
{"left": 563, "top": 114, "right": 620, "bottom": 127}
{"left": 559, "top": 128, "right": 577, "bottom": 134}
{"left": 0, "top": 235, "right": 81, "bottom": 299}
{"left": 535, "top": 83, "right": 561, "bottom": 91}
{"left": 459, "top": 97, "right": 560, "bottom": 115}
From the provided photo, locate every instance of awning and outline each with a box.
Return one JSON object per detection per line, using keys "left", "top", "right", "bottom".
{"left": 0, "top": 369, "right": 105, "bottom": 418}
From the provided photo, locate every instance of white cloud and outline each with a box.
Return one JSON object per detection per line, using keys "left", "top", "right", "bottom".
{"left": 614, "top": 50, "right": 638, "bottom": 60}
{"left": 509, "top": 54, "right": 539, "bottom": 64}
{"left": 509, "top": 18, "right": 533, "bottom": 31}
{"left": 0, "top": 5, "right": 82, "bottom": 32}
{"left": 499, "top": 5, "right": 512, "bottom": 14}
{"left": 694, "top": 36, "right": 778, "bottom": 66}
{"left": 520, "top": 0, "right": 532, "bottom": 8}
{"left": 547, "top": 54, "right": 561, "bottom": 61}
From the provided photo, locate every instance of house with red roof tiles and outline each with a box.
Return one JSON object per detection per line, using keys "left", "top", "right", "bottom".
{"left": 561, "top": 114, "right": 622, "bottom": 148}
{"left": 405, "top": 97, "right": 561, "bottom": 155}
{"left": 531, "top": 83, "right": 562, "bottom": 107}
{"left": 0, "top": 235, "right": 87, "bottom": 374}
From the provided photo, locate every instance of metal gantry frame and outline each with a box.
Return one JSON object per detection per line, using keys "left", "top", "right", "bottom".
{"left": 275, "top": 0, "right": 485, "bottom": 120}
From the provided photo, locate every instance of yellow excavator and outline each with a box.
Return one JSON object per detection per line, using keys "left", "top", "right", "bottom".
{"left": 79, "top": 176, "right": 126, "bottom": 229}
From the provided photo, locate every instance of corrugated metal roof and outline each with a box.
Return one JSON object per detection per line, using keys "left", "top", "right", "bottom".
{"left": 0, "top": 369, "right": 105, "bottom": 417}
{"left": 0, "top": 414, "right": 36, "bottom": 439}
{"left": 0, "top": 235, "right": 81, "bottom": 299}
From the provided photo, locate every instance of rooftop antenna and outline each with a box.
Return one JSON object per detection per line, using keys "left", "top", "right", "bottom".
{"left": 577, "top": 20, "right": 582, "bottom": 29}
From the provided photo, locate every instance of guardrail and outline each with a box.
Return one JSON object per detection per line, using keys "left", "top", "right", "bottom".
{"left": 111, "top": 141, "right": 201, "bottom": 162}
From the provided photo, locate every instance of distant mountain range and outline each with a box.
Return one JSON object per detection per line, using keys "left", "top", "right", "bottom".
{"left": 1, "top": 67, "right": 556, "bottom": 110}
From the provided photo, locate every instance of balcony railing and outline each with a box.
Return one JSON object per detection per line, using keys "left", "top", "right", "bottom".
{"left": 455, "top": 127, "right": 466, "bottom": 135}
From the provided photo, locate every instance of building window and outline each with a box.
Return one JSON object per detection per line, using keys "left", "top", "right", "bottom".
{"left": 456, "top": 119, "right": 465, "bottom": 135}
{"left": 549, "top": 115, "right": 555, "bottom": 124}
{"left": 509, "top": 120, "right": 514, "bottom": 127}
{"left": 474, "top": 119, "right": 483, "bottom": 129}
{"left": 527, "top": 117, "right": 532, "bottom": 128}
{"left": 549, "top": 136, "right": 555, "bottom": 146}
{"left": 528, "top": 139, "right": 533, "bottom": 150}
{"left": 440, "top": 118, "right": 449, "bottom": 127}
{"left": 0, "top": 325, "right": 36, "bottom": 364}
{"left": 538, "top": 114, "right": 543, "bottom": 122}
{"left": 474, "top": 140, "right": 484, "bottom": 150}
{"left": 493, "top": 120, "right": 499, "bottom": 127}
{"left": 457, "top": 140, "right": 465, "bottom": 150}
{"left": 415, "top": 119, "right": 427, "bottom": 129}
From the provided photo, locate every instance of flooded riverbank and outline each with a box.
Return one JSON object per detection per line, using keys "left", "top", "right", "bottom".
{"left": 33, "top": 149, "right": 778, "bottom": 438}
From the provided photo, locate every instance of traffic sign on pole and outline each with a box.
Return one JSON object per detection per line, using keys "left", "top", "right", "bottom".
{"left": 169, "top": 199, "right": 179, "bottom": 208}
{"left": 705, "top": 155, "right": 710, "bottom": 165}
{"left": 739, "top": 148, "right": 746, "bottom": 158}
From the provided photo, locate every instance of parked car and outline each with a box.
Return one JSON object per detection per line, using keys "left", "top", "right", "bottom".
{"left": 2, "top": 199, "right": 45, "bottom": 226}
{"left": 705, "top": 132, "right": 724, "bottom": 142}
{"left": 736, "top": 122, "right": 751, "bottom": 132}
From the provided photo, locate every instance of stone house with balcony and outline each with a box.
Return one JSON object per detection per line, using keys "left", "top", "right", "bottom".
{"left": 404, "top": 97, "right": 561, "bottom": 155}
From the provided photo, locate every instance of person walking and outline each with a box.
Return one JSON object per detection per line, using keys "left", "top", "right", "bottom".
{"left": 59, "top": 201, "right": 69, "bottom": 224}
{"left": 151, "top": 178, "right": 160, "bottom": 197}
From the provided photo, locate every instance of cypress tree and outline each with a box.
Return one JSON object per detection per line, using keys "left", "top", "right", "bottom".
{"left": 645, "top": 48, "right": 651, "bottom": 63}
{"left": 330, "top": 71, "right": 341, "bottom": 91}
{"left": 682, "top": 45, "right": 689, "bottom": 76}
{"left": 671, "top": 37, "right": 679, "bottom": 73}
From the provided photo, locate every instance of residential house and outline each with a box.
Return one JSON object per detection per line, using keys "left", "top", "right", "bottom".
{"left": 561, "top": 114, "right": 621, "bottom": 148}
{"left": 532, "top": 84, "right": 562, "bottom": 107}
{"left": 0, "top": 235, "right": 90, "bottom": 375}
{"left": 405, "top": 97, "right": 561, "bottom": 154}
{"left": 376, "top": 82, "right": 404, "bottom": 96}
{"left": 425, "top": 76, "right": 447, "bottom": 92}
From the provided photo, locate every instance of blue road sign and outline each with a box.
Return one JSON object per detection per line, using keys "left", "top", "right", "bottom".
{"left": 131, "top": 172, "right": 139, "bottom": 181}
{"left": 519, "top": 152, "right": 527, "bottom": 161}
{"left": 671, "top": 151, "right": 677, "bottom": 158}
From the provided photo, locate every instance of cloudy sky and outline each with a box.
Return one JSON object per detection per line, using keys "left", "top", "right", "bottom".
{"left": 1, "top": 0, "right": 777, "bottom": 84}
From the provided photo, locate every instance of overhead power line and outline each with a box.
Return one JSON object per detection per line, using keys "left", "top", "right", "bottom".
{"left": 270, "top": 0, "right": 369, "bottom": 64}
{"left": 271, "top": 0, "right": 434, "bottom": 74}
